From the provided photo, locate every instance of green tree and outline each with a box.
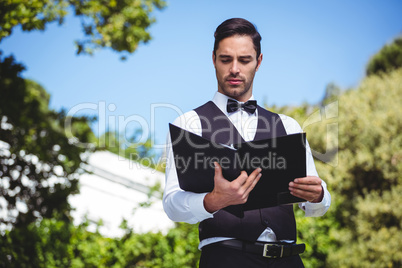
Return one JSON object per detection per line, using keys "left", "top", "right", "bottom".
{"left": 99, "top": 222, "right": 200, "bottom": 268}
{"left": 320, "top": 82, "right": 341, "bottom": 107}
{"left": 285, "top": 69, "right": 402, "bottom": 268}
{"left": 0, "top": 0, "right": 166, "bottom": 57}
{"left": 1, "top": 215, "right": 200, "bottom": 267}
{"left": 266, "top": 70, "right": 402, "bottom": 267}
{"left": 0, "top": 53, "right": 94, "bottom": 230}
{"left": 366, "top": 36, "right": 402, "bottom": 76}
{"left": 323, "top": 68, "right": 402, "bottom": 267}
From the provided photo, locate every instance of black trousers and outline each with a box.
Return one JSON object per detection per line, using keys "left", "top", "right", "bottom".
{"left": 199, "top": 243, "right": 304, "bottom": 268}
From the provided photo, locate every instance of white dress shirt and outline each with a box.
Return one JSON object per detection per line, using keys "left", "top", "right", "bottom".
{"left": 163, "top": 92, "right": 331, "bottom": 249}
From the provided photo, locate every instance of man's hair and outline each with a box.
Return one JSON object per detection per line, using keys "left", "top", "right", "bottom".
{"left": 213, "top": 18, "right": 262, "bottom": 59}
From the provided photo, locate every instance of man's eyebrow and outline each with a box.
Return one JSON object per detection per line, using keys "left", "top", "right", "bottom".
{"left": 218, "top": 55, "right": 253, "bottom": 59}
{"left": 239, "top": 55, "right": 253, "bottom": 59}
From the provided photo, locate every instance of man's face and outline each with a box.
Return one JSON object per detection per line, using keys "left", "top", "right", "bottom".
{"left": 213, "top": 35, "right": 262, "bottom": 102}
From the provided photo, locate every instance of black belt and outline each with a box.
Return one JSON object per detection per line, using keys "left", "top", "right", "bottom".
{"left": 214, "top": 239, "right": 305, "bottom": 258}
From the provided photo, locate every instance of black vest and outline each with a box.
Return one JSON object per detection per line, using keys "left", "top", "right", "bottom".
{"left": 194, "top": 101, "right": 297, "bottom": 242}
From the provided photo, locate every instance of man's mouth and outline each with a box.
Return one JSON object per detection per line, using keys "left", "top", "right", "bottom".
{"left": 227, "top": 79, "right": 243, "bottom": 85}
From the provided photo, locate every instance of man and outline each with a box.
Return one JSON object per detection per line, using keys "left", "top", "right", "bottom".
{"left": 163, "top": 18, "right": 331, "bottom": 267}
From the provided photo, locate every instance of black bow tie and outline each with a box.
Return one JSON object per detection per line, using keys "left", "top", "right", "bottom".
{"left": 226, "top": 99, "right": 257, "bottom": 114}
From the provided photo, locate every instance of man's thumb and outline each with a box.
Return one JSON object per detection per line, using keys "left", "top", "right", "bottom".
{"left": 214, "top": 162, "right": 223, "bottom": 179}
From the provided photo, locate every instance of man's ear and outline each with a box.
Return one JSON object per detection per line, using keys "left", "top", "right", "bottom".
{"left": 212, "top": 51, "right": 216, "bottom": 67}
{"left": 256, "top": 53, "right": 263, "bottom": 71}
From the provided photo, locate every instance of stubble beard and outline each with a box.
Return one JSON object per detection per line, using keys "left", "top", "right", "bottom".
{"left": 219, "top": 84, "right": 249, "bottom": 100}
{"left": 218, "top": 74, "right": 255, "bottom": 101}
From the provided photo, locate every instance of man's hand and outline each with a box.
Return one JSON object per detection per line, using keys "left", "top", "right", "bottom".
{"left": 289, "top": 176, "right": 324, "bottom": 203}
{"left": 204, "top": 162, "right": 262, "bottom": 213}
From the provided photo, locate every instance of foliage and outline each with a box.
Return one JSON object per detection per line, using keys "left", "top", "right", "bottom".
{"left": 0, "top": 0, "right": 166, "bottom": 57}
{"left": 265, "top": 62, "right": 401, "bottom": 267}
{"left": 366, "top": 36, "right": 402, "bottom": 76}
{"left": 104, "top": 222, "right": 200, "bottom": 268}
{"left": 0, "top": 213, "right": 75, "bottom": 267}
{"left": 0, "top": 53, "right": 95, "bottom": 229}
{"left": 0, "top": 217, "right": 200, "bottom": 268}
{"left": 320, "top": 82, "right": 341, "bottom": 107}
{"left": 323, "top": 68, "right": 402, "bottom": 267}
{"left": 280, "top": 68, "right": 402, "bottom": 267}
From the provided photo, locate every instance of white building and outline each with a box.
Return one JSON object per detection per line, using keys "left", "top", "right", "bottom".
{"left": 69, "top": 150, "right": 174, "bottom": 237}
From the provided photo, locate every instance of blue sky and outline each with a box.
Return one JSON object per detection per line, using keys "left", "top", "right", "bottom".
{"left": 2, "top": 0, "right": 402, "bottom": 154}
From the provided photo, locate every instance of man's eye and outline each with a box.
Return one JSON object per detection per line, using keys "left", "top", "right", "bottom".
{"left": 221, "top": 60, "right": 231, "bottom": 63}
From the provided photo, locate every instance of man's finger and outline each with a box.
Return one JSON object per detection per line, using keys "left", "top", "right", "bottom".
{"left": 293, "top": 176, "right": 322, "bottom": 185}
{"left": 289, "top": 182, "right": 321, "bottom": 192}
{"left": 241, "top": 168, "right": 262, "bottom": 190}
{"left": 233, "top": 170, "right": 249, "bottom": 187}
{"left": 244, "top": 173, "right": 262, "bottom": 195}
{"left": 290, "top": 188, "right": 315, "bottom": 200}
{"left": 290, "top": 183, "right": 323, "bottom": 202}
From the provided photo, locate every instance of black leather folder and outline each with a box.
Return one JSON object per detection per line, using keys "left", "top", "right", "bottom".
{"left": 169, "top": 123, "right": 307, "bottom": 217}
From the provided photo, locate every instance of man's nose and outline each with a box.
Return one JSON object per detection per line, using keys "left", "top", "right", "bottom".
{"left": 230, "top": 61, "right": 240, "bottom": 74}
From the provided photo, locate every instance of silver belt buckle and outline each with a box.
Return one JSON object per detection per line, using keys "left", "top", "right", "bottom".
{"left": 263, "top": 244, "right": 283, "bottom": 258}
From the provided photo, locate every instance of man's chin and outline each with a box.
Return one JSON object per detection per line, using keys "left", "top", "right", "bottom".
{"left": 221, "top": 88, "right": 248, "bottom": 99}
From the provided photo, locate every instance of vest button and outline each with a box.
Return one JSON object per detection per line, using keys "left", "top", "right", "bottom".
{"left": 264, "top": 219, "right": 269, "bottom": 225}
